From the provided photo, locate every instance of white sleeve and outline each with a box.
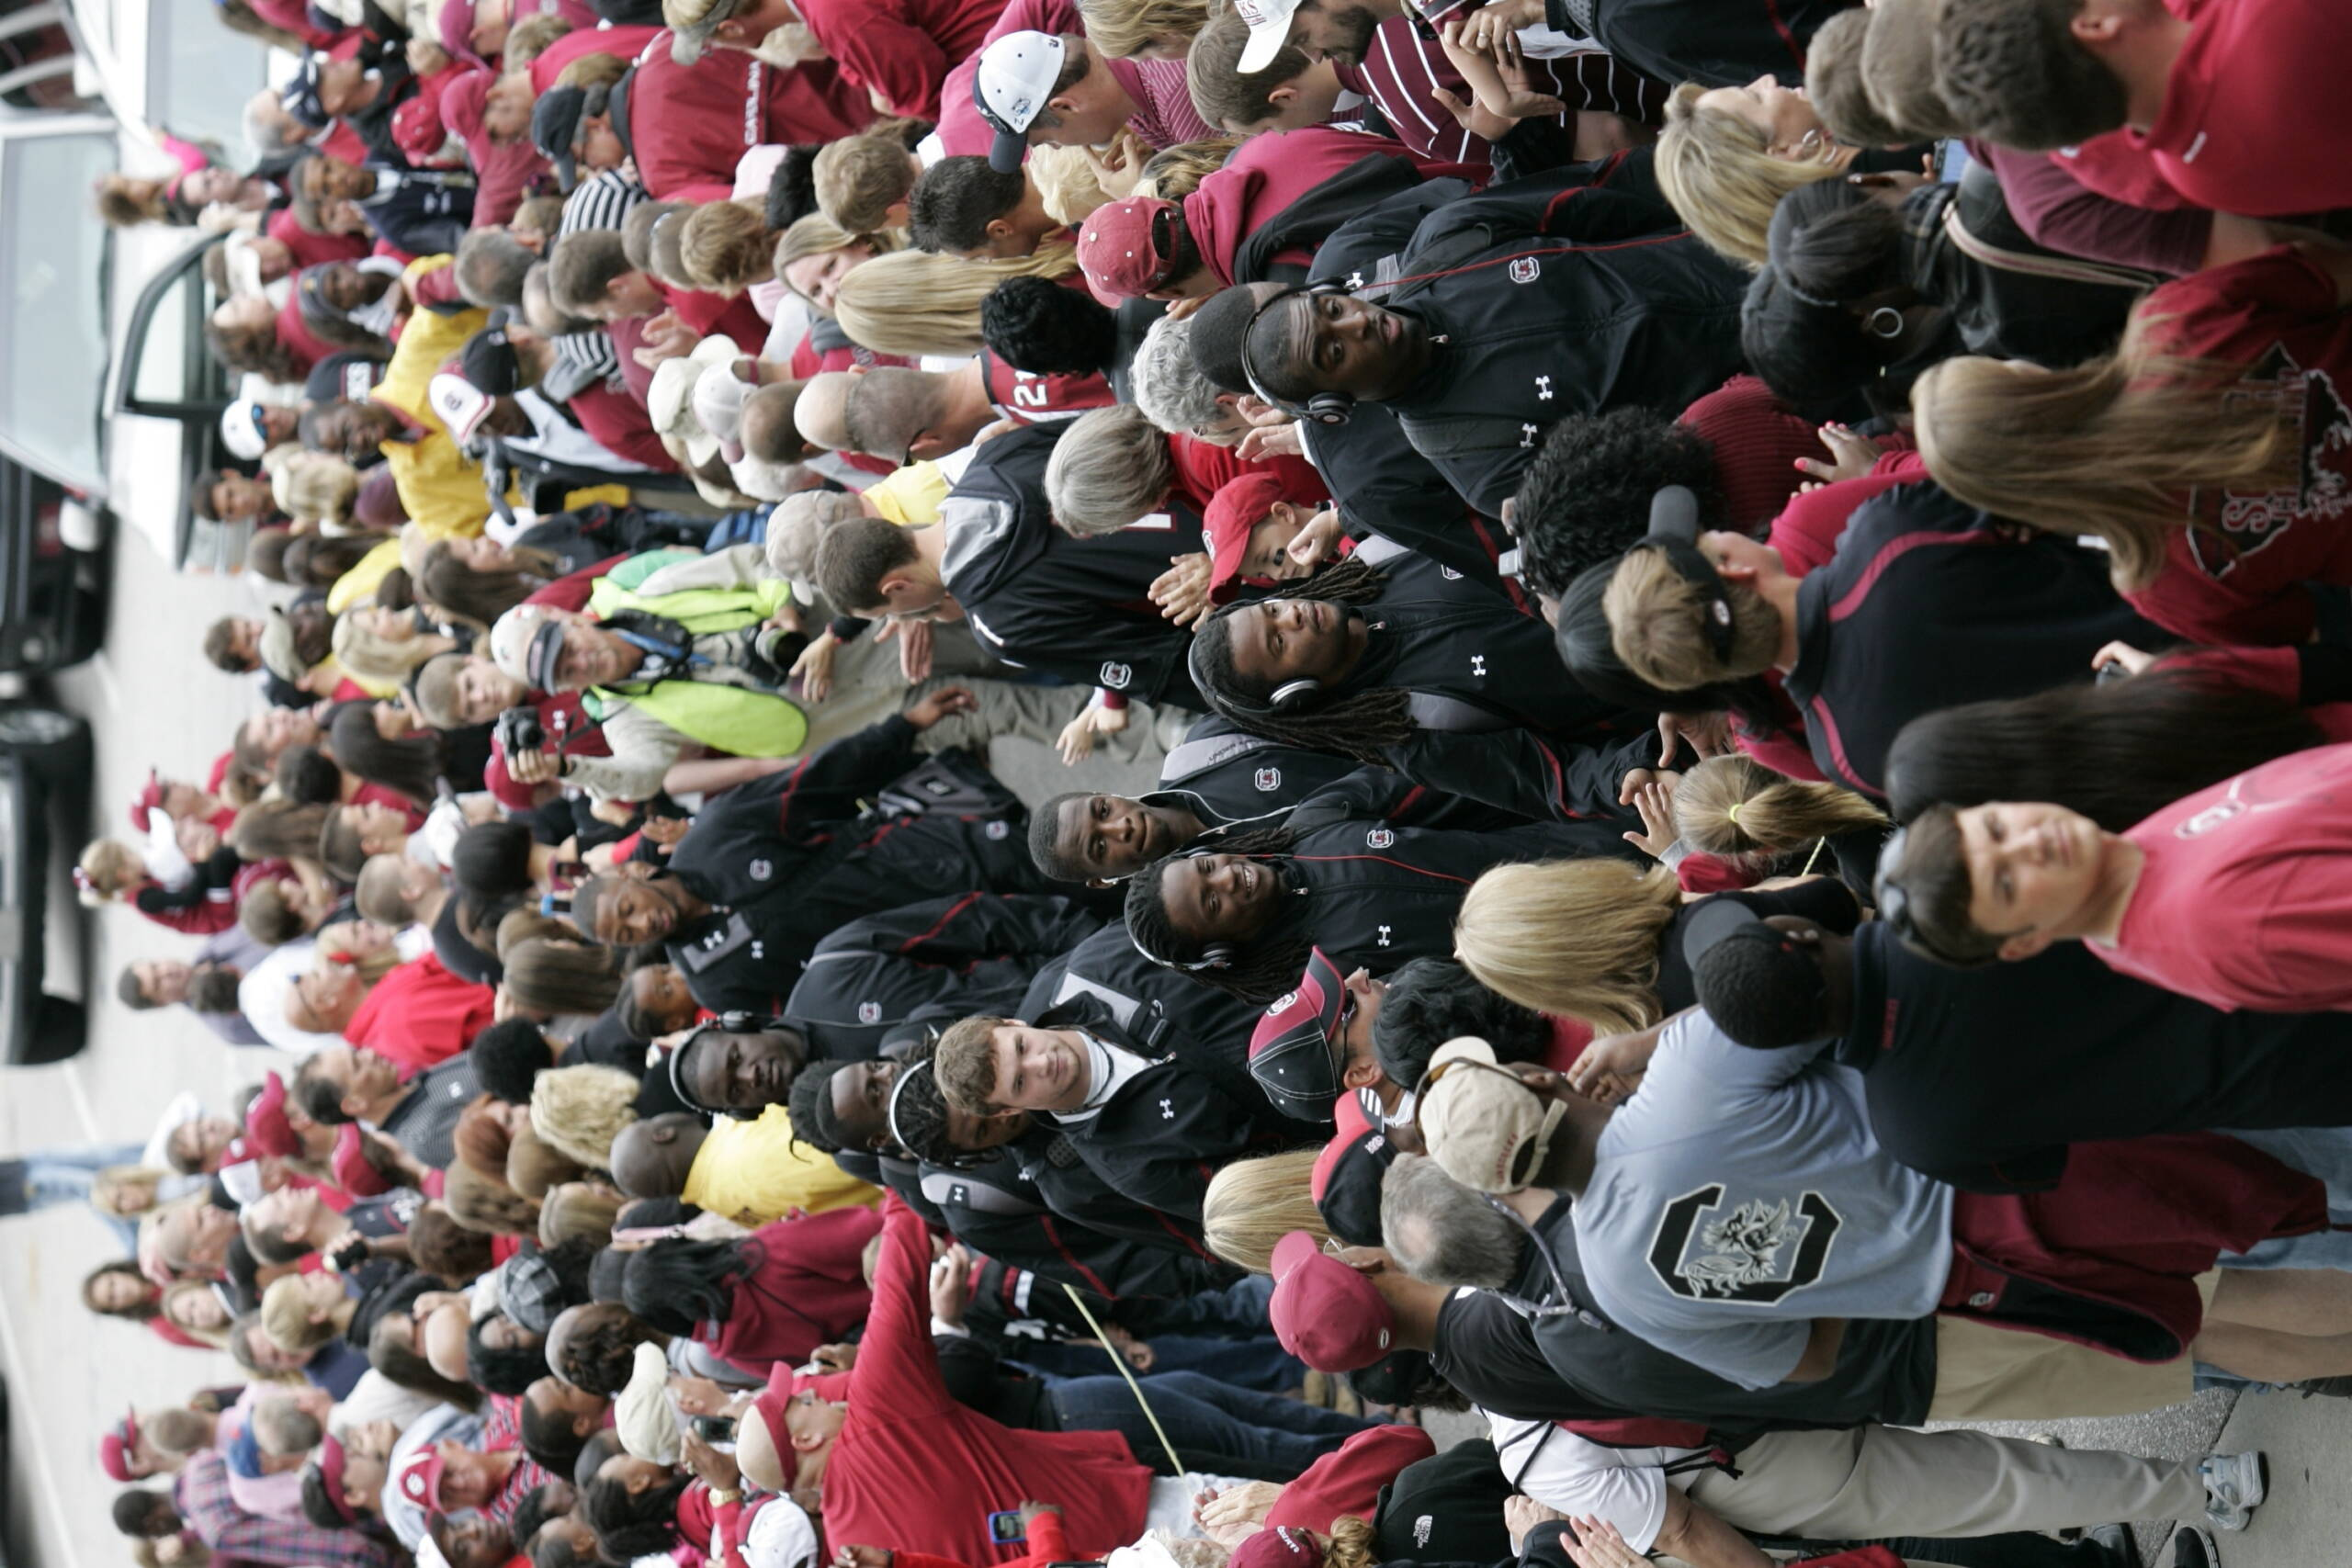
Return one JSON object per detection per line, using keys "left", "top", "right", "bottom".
{"left": 142, "top": 809, "right": 197, "bottom": 891}
{"left": 142, "top": 1092, "right": 207, "bottom": 1170}
{"left": 559, "top": 702, "right": 690, "bottom": 804}
{"left": 1488, "top": 1415, "right": 1672, "bottom": 1554}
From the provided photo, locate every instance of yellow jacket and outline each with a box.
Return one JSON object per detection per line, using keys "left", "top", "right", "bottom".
{"left": 680, "top": 1104, "right": 879, "bottom": 1225}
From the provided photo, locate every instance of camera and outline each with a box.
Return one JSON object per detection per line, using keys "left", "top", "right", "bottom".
{"left": 494, "top": 705, "right": 546, "bottom": 758}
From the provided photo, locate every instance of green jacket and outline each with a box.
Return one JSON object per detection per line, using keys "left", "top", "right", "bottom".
{"left": 582, "top": 560, "right": 808, "bottom": 758}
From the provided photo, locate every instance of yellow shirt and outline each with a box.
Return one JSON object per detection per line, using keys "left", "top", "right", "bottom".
{"left": 863, "top": 461, "right": 950, "bottom": 525}
{"left": 326, "top": 537, "right": 405, "bottom": 615}
{"left": 681, "top": 1104, "right": 878, "bottom": 1225}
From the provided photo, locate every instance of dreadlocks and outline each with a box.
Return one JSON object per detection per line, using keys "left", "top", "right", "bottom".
{"left": 1193, "top": 558, "right": 1418, "bottom": 767}
{"left": 786, "top": 1062, "right": 848, "bottom": 1154}
{"left": 1122, "top": 827, "right": 1310, "bottom": 1004}
{"left": 885, "top": 1056, "right": 961, "bottom": 1168}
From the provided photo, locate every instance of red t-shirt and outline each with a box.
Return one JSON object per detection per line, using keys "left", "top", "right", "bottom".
{"left": 625, "top": 33, "right": 869, "bottom": 198}
{"left": 1168, "top": 433, "right": 1322, "bottom": 513}
{"left": 571, "top": 378, "right": 680, "bottom": 471}
{"left": 1679, "top": 375, "right": 1822, "bottom": 528}
{"left": 343, "top": 953, "right": 496, "bottom": 1073}
{"left": 700, "top": 1210, "right": 884, "bottom": 1373}
{"left": 528, "top": 24, "right": 662, "bottom": 94}
{"left": 1183, "top": 126, "right": 1476, "bottom": 288}
{"left": 1262, "top": 1427, "right": 1437, "bottom": 1532}
{"left": 2131, "top": 0, "right": 2352, "bottom": 218}
{"left": 792, "top": 0, "right": 1002, "bottom": 118}
{"left": 2120, "top": 248, "right": 2352, "bottom": 647}
{"left": 2103, "top": 742, "right": 2352, "bottom": 1010}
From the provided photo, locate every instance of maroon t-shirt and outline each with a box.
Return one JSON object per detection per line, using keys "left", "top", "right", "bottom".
{"left": 625, "top": 31, "right": 870, "bottom": 198}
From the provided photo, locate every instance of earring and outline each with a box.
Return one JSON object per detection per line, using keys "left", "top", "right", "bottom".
{"left": 1866, "top": 306, "right": 1905, "bottom": 340}
{"left": 1797, "top": 128, "right": 1824, "bottom": 158}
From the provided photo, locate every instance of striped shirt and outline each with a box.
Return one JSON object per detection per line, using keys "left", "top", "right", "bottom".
{"left": 550, "top": 169, "right": 647, "bottom": 389}
{"left": 1336, "top": 14, "right": 1663, "bottom": 167}
{"left": 175, "top": 1450, "right": 397, "bottom": 1568}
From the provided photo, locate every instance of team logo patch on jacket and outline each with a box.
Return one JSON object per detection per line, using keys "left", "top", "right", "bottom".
{"left": 1509, "top": 256, "right": 1541, "bottom": 284}
{"left": 1648, "top": 1185, "right": 1842, "bottom": 1303}
{"left": 1099, "top": 661, "right": 1132, "bottom": 689}
{"left": 1254, "top": 765, "right": 1283, "bottom": 791}
{"left": 857, "top": 1001, "right": 883, "bottom": 1024}
{"left": 1365, "top": 829, "right": 1395, "bottom": 849}
{"left": 749, "top": 858, "right": 773, "bottom": 881}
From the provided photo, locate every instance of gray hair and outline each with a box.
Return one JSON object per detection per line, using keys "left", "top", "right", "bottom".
{"left": 1380, "top": 1153, "right": 1524, "bottom": 1289}
{"left": 1044, "top": 403, "right": 1178, "bottom": 536}
{"left": 763, "top": 491, "right": 866, "bottom": 581}
{"left": 1131, "top": 314, "right": 1241, "bottom": 445}
{"left": 456, "top": 229, "right": 540, "bottom": 310}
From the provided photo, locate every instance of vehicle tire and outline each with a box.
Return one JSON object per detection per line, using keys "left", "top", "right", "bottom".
{"left": 17, "top": 996, "right": 87, "bottom": 1064}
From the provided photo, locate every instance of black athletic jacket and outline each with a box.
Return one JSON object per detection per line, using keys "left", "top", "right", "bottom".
{"left": 1016, "top": 923, "right": 1264, "bottom": 1110}
{"left": 1784, "top": 481, "right": 2162, "bottom": 797}
{"left": 942, "top": 423, "right": 1207, "bottom": 707}
{"left": 783, "top": 894, "right": 1102, "bottom": 1059}
{"left": 914, "top": 1143, "right": 1236, "bottom": 1301}
{"left": 1363, "top": 180, "right": 1749, "bottom": 518}
{"left": 1567, "top": 0, "right": 1854, "bottom": 85}
{"left": 1259, "top": 819, "right": 1634, "bottom": 978}
{"left": 1025, "top": 993, "right": 1307, "bottom": 1221}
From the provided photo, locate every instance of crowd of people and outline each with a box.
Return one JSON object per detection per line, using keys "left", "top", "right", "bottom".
{"left": 56, "top": 0, "right": 2352, "bottom": 1567}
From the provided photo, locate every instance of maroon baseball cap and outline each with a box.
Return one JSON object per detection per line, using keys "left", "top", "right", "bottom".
{"left": 98, "top": 1407, "right": 141, "bottom": 1483}
{"left": 1269, "top": 1230, "right": 1395, "bottom": 1371}
{"left": 1250, "top": 946, "right": 1348, "bottom": 1122}
{"left": 1312, "top": 1086, "right": 1396, "bottom": 1247}
{"left": 1077, "top": 197, "right": 1183, "bottom": 299}
{"left": 393, "top": 1443, "right": 447, "bottom": 1515}
{"left": 1203, "top": 471, "right": 1293, "bottom": 596}
{"left": 1231, "top": 1527, "right": 1324, "bottom": 1568}
{"left": 393, "top": 94, "right": 447, "bottom": 164}
{"left": 243, "top": 1071, "right": 300, "bottom": 1159}
{"left": 313, "top": 1435, "right": 357, "bottom": 1524}
{"left": 333, "top": 1124, "right": 392, "bottom": 1198}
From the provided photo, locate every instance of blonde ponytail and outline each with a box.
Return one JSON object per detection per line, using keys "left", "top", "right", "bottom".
{"left": 1673, "top": 754, "right": 1888, "bottom": 863}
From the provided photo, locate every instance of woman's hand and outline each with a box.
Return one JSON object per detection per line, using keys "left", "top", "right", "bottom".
{"left": 1793, "top": 422, "right": 1882, "bottom": 488}
{"left": 1082, "top": 130, "right": 1152, "bottom": 198}
{"left": 1620, "top": 778, "right": 1679, "bottom": 860}
{"left": 790, "top": 630, "right": 840, "bottom": 703}
{"left": 1505, "top": 1495, "right": 1571, "bottom": 1555}
{"left": 1016, "top": 1502, "right": 1064, "bottom": 1527}
{"left": 1562, "top": 1517, "right": 1645, "bottom": 1568}
{"left": 1197, "top": 1481, "right": 1284, "bottom": 1546}
{"left": 1657, "top": 709, "right": 1733, "bottom": 765}
{"left": 1455, "top": 0, "right": 1543, "bottom": 60}
{"left": 1565, "top": 1023, "right": 1664, "bottom": 1105}
{"left": 1151, "top": 552, "right": 1215, "bottom": 626}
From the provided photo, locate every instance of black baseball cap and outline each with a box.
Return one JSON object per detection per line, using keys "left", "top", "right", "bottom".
{"left": 458, "top": 312, "right": 521, "bottom": 396}
{"left": 1312, "top": 1087, "right": 1398, "bottom": 1247}
{"left": 1249, "top": 946, "right": 1349, "bottom": 1122}
{"left": 530, "top": 85, "right": 597, "bottom": 191}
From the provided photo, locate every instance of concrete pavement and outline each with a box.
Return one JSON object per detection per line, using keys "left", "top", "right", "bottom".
{"left": 6, "top": 521, "right": 2349, "bottom": 1568}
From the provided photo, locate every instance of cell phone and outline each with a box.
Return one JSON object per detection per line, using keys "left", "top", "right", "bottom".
{"left": 1934, "top": 139, "right": 1972, "bottom": 185}
{"left": 689, "top": 1415, "right": 738, "bottom": 1444}
{"left": 986, "top": 1512, "right": 1027, "bottom": 1545}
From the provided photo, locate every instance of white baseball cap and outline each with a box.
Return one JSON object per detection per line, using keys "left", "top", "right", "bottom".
{"left": 1234, "top": 0, "right": 1305, "bottom": 73}
{"left": 219, "top": 400, "right": 270, "bottom": 461}
{"left": 974, "top": 31, "right": 1067, "bottom": 173}
{"left": 426, "top": 373, "right": 494, "bottom": 443}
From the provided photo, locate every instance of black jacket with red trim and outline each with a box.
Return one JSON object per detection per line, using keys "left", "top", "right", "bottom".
{"left": 1572, "top": 0, "right": 1855, "bottom": 87}
{"left": 784, "top": 893, "right": 1103, "bottom": 1059}
{"left": 1783, "top": 481, "right": 2162, "bottom": 798}
{"left": 1016, "top": 922, "right": 1265, "bottom": 1110}
{"left": 1025, "top": 993, "right": 1312, "bottom": 1223}
{"left": 1353, "top": 171, "right": 1749, "bottom": 517}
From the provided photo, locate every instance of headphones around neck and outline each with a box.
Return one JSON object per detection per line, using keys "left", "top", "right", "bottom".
{"left": 1237, "top": 280, "right": 1357, "bottom": 429}
{"left": 665, "top": 1012, "right": 799, "bottom": 1116}
{"left": 1127, "top": 849, "right": 1245, "bottom": 972}
{"left": 1188, "top": 615, "right": 1329, "bottom": 719}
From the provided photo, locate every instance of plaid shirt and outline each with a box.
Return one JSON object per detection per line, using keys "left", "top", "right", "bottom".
{"left": 175, "top": 1450, "right": 396, "bottom": 1568}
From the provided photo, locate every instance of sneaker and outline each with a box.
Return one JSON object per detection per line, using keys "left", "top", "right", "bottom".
{"left": 2285, "top": 1375, "right": 2352, "bottom": 1398}
{"left": 2199, "top": 1451, "right": 2266, "bottom": 1531}
{"left": 2173, "top": 1525, "right": 2217, "bottom": 1568}
{"left": 2079, "top": 1521, "right": 2134, "bottom": 1568}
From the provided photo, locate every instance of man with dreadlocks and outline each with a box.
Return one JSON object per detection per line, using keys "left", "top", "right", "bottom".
{"left": 933, "top": 990, "right": 1310, "bottom": 1221}
{"left": 1119, "top": 818, "right": 1634, "bottom": 1005}
{"left": 1188, "top": 555, "right": 1670, "bottom": 827}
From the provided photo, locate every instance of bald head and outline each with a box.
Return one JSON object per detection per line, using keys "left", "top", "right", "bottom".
{"left": 795, "top": 367, "right": 956, "bottom": 461}
{"left": 741, "top": 382, "right": 812, "bottom": 465}
{"left": 608, "top": 1113, "right": 707, "bottom": 1199}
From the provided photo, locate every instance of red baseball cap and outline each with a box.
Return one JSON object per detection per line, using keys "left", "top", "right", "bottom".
{"left": 1231, "top": 1527, "right": 1324, "bottom": 1568}
{"left": 313, "top": 1435, "right": 357, "bottom": 1524}
{"left": 393, "top": 94, "right": 447, "bottom": 164}
{"left": 1311, "top": 1087, "right": 1396, "bottom": 1247}
{"left": 1203, "top": 472, "right": 1293, "bottom": 596}
{"left": 244, "top": 1072, "right": 300, "bottom": 1159}
{"left": 394, "top": 1443, "right": 448, "bottom": 1515}
{"left": 98, "top": 1407, "right": 141, "bottom": 1483}
{"left": 333, "top": 1124, "right": 392, "bottom": 1198}
{"left": 1250, "top": 946, "right": 1348, "bottom": 1122}
{"left": 1077, "top": 197, "right": 1183, "bottom": 299}
{"left": 1268, "top": 1230, "right": 1395, "bottom": 1371}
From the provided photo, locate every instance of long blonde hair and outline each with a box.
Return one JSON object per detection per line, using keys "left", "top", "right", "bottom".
{"left": 1077, "top": 0, "right": 1210, "bottom": 57}
{"left": 1911, "top": 316, "right": 2294, "bottom": 592}
{"left": 538, "top": 1180, "right": 623, "bottom": 1248}
{"left": 530, "top": 1064, "right": 640, "bottom": 1168}
{"left": 1027, "top": 144, "right": 1114, "bottom": 228}
{"left": 1674, "top": 754, "right": 1888, "bottom": 863}
{"left": 1202, "top": 1149, "right": 1329, "bottom": 1273}
{"left": 1454, "top": 860, "right": 1683, "bottom": 1033}
{"left": 1135, "top": 136, "right": 1245, "bottom": 201}
{"left": 1656, "top": 83, "right": 1845, "bottom": 267}
{"left": 773, "top": 213, "right": 907, "bottom": 303}
{"left": 261, "top": 1275, "right": 339, "bottom": 1353}
{"left": 831, "top": 241, "right": 1080, "bottom": 357}
{"left": 332, "top": 615, "right": 438, "bottom": 682}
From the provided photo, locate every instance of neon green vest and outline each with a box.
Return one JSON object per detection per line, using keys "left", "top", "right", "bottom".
{"left": 582, "top": 570, "right": 808, "bottom": 758}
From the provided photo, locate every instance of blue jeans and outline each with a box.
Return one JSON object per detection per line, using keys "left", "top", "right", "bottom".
{"left": 1010, "top": 1331, "right": 1305, "bottom": 1392}
{"left": 0, "top": 1141, "right": 143, "bottom": 1217}
{"left": 1043, "top": 1369, "right": 1374, "bottom": 1481}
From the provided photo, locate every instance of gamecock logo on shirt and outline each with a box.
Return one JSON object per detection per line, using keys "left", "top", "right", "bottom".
{"left": 1647, "top": 1185, "right": 1843, "bottom": 1303}
{"left": 1254, "top": 766, "right": 1282, "bottom": 791}
{"left": 1509, "top": 257, "right": 1541, "bottom": 284}
{"left": 1099, "top": 661, "right": 1132, "bottom": 689}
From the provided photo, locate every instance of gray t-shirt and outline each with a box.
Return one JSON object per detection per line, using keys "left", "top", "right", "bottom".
{"left": 1573, "top": 1011, "right": 1955, "bottom": 1389}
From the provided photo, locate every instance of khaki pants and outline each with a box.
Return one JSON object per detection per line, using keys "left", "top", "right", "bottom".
{"left": 1686, "top": 1424, "right": 2204, "bottom": 1540}
{"left": 1924, "top": 1269, "right": 2218, "bottom": 1421}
